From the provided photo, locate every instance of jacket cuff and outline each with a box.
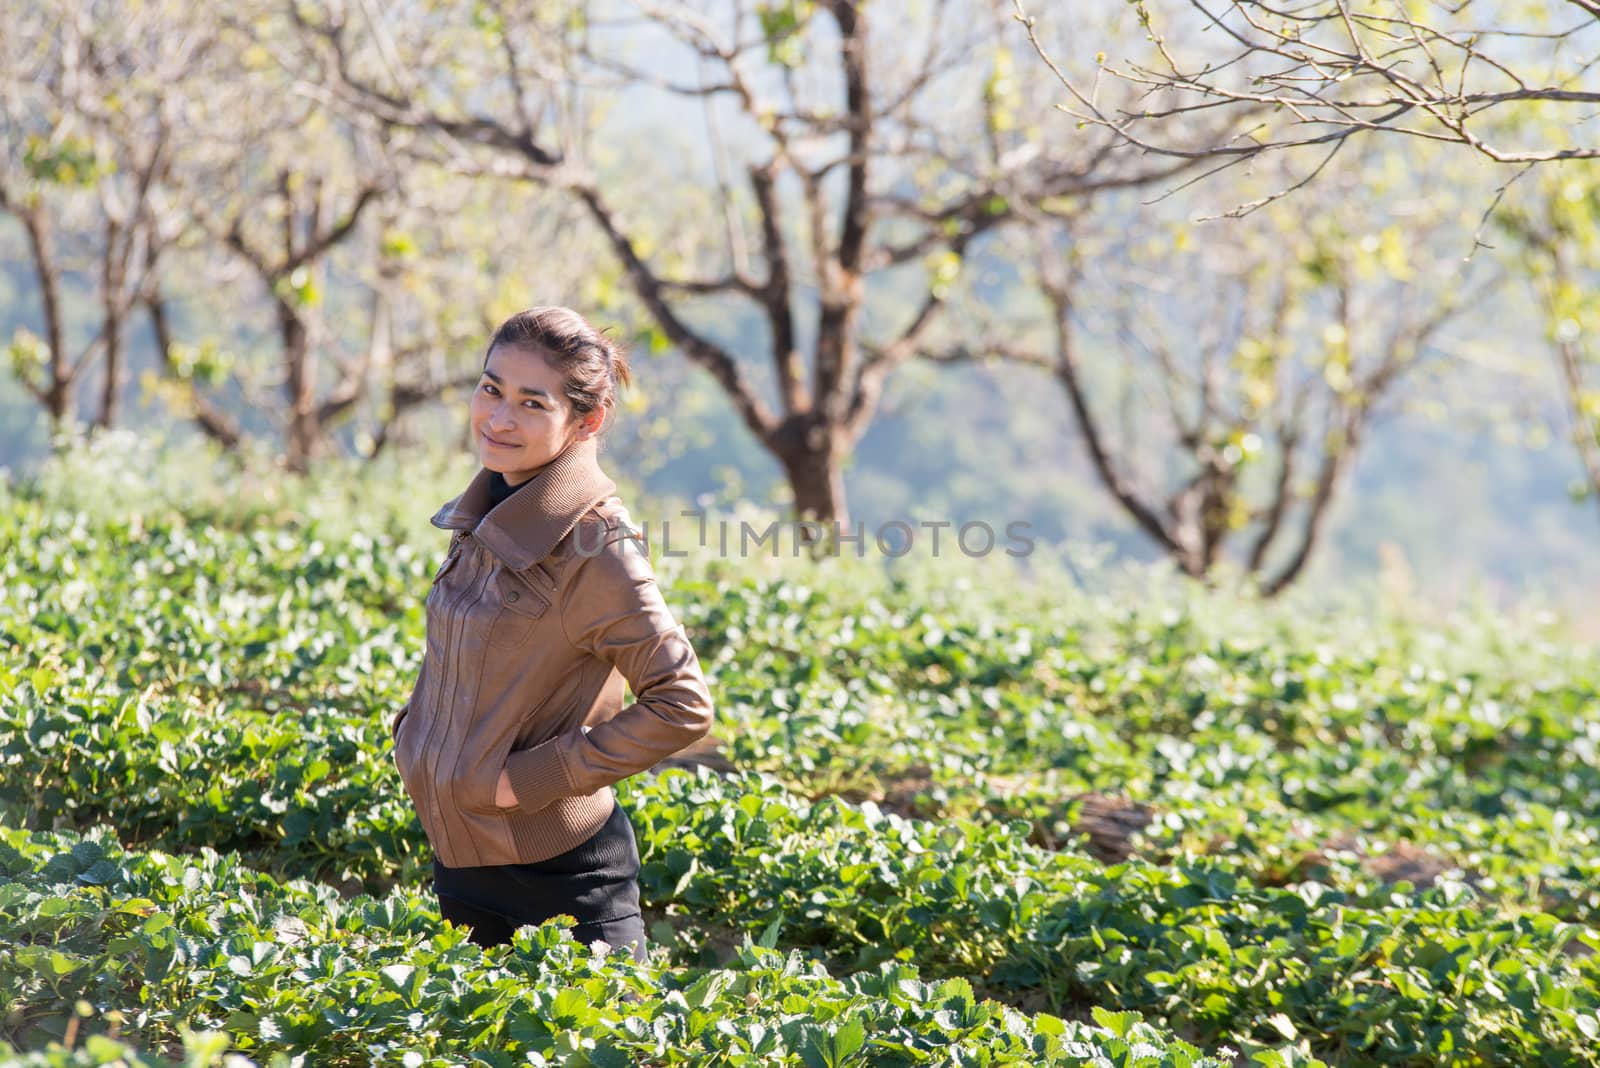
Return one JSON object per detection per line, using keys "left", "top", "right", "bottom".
{"left": 505, "top": 733, "right": 574, "bottom": 814}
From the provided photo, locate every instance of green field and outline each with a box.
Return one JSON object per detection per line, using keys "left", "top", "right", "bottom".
{"left": 2, "top": 464, "right": 1598, "bottom": 1068}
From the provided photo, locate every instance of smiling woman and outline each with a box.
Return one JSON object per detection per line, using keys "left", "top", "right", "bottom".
{"left": 390, "top": 306, "right": 715, "bottom": 965}
{"left": 471, "top": 312, "right": 619, "bottom": 483}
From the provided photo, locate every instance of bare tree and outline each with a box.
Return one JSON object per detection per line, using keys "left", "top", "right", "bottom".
{"left": 282, "top": 0, "right": 1216, "bottom": 530}
{"left": 197, "top": 167, "right": 388, "bottom": 472}
{"left": 1015, "top": 0, "right": 1600, "bottom": 177}
{"left": 0, "top": 1, "right": 206, "bottom": 436}
{"left": 924, "top": 160, "right": 1486, "bottom": 593}
{"left": 167, "top": 6, "right": 399, "bottom": 474}
{"left": 1015, "top": 0, "right": 1600, "bottom": 538}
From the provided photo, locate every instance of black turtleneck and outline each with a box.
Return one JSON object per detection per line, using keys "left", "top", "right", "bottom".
{"left": 487, "top": 469, "right": 534, "bottom": 510}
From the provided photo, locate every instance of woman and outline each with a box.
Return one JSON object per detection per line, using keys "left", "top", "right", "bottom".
{"left": 390, "top": 306, "right": 715, "bottom": 963}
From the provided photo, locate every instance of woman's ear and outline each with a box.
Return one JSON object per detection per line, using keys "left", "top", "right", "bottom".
{"left": 574, "top": 407, "right": 606, "bottom": 441}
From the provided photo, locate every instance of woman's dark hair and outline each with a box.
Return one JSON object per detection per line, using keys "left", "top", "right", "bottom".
{"left": 483, "top": 307, "right": 633, "bottom": 434}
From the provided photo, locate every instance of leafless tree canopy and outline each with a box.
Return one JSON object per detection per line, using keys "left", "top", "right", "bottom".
{"left": 1009, "top": 0, "right": 1600, "bottom": 537}
{"left": 4, "top": 0, "right": 1591, "bottom": 582}
{"left": 925, "top": 151, "right": 1489, "bottom": 591}
{"left": 0, "top": 1, "right": 206, "bottom": 433}
{"left": 286, "top": 0, "right": 1222, "bottom": 527}
{"left": 1017, "top": 0, "right": 1600, "bottom": 175}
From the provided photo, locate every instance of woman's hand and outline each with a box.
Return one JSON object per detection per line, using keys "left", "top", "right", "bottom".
{"left": 495, "top": 766, "right": 519, "bottom": 808}
{"left": 496, "top": 727, "right": 585, "bottom": 810}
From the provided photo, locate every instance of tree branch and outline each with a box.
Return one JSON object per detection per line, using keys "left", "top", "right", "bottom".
{"left": 574, "top": 183, "right": 777, "bottom": 439}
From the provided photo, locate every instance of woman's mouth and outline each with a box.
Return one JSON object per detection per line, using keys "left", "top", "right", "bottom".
{"left": 481, "top": 432, "right": 517, "bottom": 449}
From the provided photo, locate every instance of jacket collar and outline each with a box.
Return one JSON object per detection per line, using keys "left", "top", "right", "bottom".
{"left": 430, "top": 435, "right": 617, "bottom": 570}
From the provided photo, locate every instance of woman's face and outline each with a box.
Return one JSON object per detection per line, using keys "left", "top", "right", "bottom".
{"left": 470, "top": 343, "right": 600, "bottom": 483}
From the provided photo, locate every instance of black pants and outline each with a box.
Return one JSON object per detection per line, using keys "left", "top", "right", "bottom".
{"left": 433, "top": 797, "right": 647, "bottom": 963}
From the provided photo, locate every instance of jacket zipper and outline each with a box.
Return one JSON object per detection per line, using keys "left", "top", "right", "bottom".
{"left": 400, "top": 531, "right": 467, "bottom": 745}
{"left": 418, "top": 529, "right": 478, "bottom": 840}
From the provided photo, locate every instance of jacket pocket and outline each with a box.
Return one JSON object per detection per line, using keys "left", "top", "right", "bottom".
{"left": 458, "top": 733, "right": 521, "bottom": 815}
{"left": 487, "top": 567, "right": 552, "bottom": 649}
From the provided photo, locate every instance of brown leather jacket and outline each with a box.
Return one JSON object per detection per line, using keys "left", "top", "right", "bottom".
{"left": 390, "top": 436, "right": 714, "bottom": 867}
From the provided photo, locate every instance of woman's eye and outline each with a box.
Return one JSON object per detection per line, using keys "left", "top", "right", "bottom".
{"left": 482, "top": 382, "right": 498, "bottom": 395}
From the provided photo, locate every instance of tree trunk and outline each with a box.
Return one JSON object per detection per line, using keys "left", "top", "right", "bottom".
{"left": 784, "top": 454, "right": 847, "bottom": 529}
{"left": 95, "top": 294, "right": 124, "bottom": 431}
{"left": 93, "top": 218, "right": 129, "bottom": 430}
{"left": 20, "top": 205, "right": 72, "bottom": 432}
{"left": 280, "top": 299, "right": 318, "bottom": 474}
{"left": 774, "top": 418, "right": 850, "bottom": 543}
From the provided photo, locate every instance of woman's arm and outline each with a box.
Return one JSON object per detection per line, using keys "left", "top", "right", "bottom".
{"left": 500, "top": 524, "right": 714, "bottom": 814}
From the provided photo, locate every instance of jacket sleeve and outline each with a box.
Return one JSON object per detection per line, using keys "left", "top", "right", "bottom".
{"left": 503, "top": 524, "right": 714, "bottom": 815}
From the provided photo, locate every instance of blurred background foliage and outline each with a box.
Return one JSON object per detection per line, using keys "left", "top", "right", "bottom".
{"left": 1, "top": 0, "right": 1596, "bottom": 633}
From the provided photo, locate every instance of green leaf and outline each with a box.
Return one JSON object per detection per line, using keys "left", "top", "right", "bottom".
{"left": 833, "top": 1017, "right": 865, "bottom": 1059}
{"left": 551, "top": 987, "right": 590, "bottom": 1025}
{"left": 380, "top": 964, "right": 415, "bottom": 994}
{"left": 1090, "top": 1006, "right": 1140, "bottom": 1038}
